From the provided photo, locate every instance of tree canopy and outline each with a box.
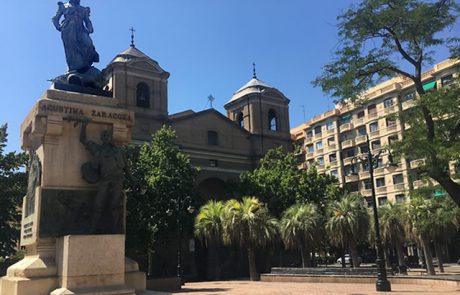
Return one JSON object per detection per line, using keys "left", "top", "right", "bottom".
{"left": 0, "top": 124, "right": 27, "bottom": 258}
{"left": 125, "top": 126, "right": 198, "bottom": 255}
{"left": 239, "top": 147, "right": 339, "bottom": 217}
{"left": 313, "top": 0, "right": 460, "bottom": 206}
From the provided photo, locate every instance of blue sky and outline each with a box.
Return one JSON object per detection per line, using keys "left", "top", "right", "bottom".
{"left": 0, "top": 0, "right": 457, "bottom": 152}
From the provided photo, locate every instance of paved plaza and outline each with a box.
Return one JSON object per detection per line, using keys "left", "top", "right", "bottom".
{"left": 165, "top": 280, "right": 460, "bottom": 295}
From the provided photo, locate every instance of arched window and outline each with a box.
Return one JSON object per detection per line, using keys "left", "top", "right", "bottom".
{"left": 136, "top": 82, "right": 150, "bottom": 108}
{"left": 208, "top": 130, "right": 218, "bottom": 145}
{"left": 236, "top": 112, "right": 244, "bottom": 128}
{"left": 268, "top": 109, "right": 278, "bottom": 131}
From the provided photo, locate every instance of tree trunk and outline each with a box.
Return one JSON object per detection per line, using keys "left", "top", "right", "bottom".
{"left": 208, "top": 240, "right": 221, "bottom": 280}
{"left": 432, "top": 174, "right": 460, "bottom": 207}
{"left": 384, "top": 247, "right": 392, "bottom": 269}
{"left": 434, "top": 241, "right": 445, "bottom": 273}
{"left": 421, "top": 238, "right": 436, "bottom": 275}
{"left": 349, "top": 243, "right": 360, "bottom": 268}
{"left": 247, "top": 247, "right": 259, "bottom": 281}
{"left": 300, "top": 246, "right": 311, "bottom": 268}
{"left": 395, "top": 241, "right": 407, "bottom": 275}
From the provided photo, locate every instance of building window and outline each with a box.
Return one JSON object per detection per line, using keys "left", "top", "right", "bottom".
{"left": 358, "top": 126, "right": 367, "bottom": 136}
{"left": 376, "top": 177, "right": 385, "bottom": 187}
{"left": 402, "top": 90, "right": 416, "bottom": 102}
{"left": 378, "top": 196, "right": 388, "bottom": 206}
{"left": 317, "top": 157, "right": 324, "bottom": 166}
{"left": 386, "top": 118, "right": 396, "bottom": 127}
{"left": 307, "top": 144, "right": 314, "bottom": 153}
{"left": 371, "top": 140, "right": 381, "bottom": 150}
{"left": 365, "top": 197, "right": 374, "bottom": 207}
{"left": 359, "top": 144, "right": 369, "bottom": 154}
{"left": 329, "top": 153, "right": 337, "bottom": 163}
{"left": 364, "top": 179, "right": 372, "bottom": 190}
{"left": 376, "top": 158, "right": 384, "bottom": 168}
{"left": 369, "top": 121, "right": 379, "bottom": 132}
{"left": 343, "top": 148, "right": 355, "bottom": 159}
{"left": 340, "top": 113, "right": 352, "bottom": 124}
{"left": 331, "top": 170, "right": 338, "bottom": 178}
{"left": 315, "top": 141, "right": 323, "bottom": 150}
{"left": 326, "top": 121, "right": 334, "bottom": 130}
{"left": 306, "top": 130, "right": 313, "bottom": 138}
{"left": 388, "top": 135, "right": 399, "bottom": 145}
{"left": 357, "top": 110, "right": 365, "bottom": 119}
{"left": 237, "top": 112, "right": 244, "bottom": 128}
{"left": 314, "top": 125, "right": 322, "bottom": 135}
{"left": 207, "top": 131, "right": 218, "bottom": 145}
{"left": 383, "top": 98, "right": 394, "bottom": 108}
{"left": 209, "top": 159, "right": 218, "bottom": 167}
{"left": 327, "top": 137, "right": 335, "bottom": 146}
{"left": 268, "top": 109, "right": 278, "bottom": 131}
{"left": 393, "top": 173, "right": 404, "bottom": 184}
{"left": 441, "top": 74, "right": 454, "bottom": 87}
{"left": 362, "top": 162, "right": 370, "bottom": 172}
{"left": 344, "top": 165, "right": 354, "bottom": 175}
{"left": 395, "top": 194, "right": 406, "bottom": 203}
{"left": 347, "top": 182, "right": 359, "bottom": 192}
{"left": 136, "top": 82, "right": 150, "bottom": 108}
{"left": 368, "top": 104, "right": 377, "bottom": 115}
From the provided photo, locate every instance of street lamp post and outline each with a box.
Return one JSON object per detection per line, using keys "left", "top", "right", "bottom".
{"left": 168, "top": 195, "right": 194, "bottom": 285}
{"left": 350, "top": 135, "right": 394, "bottom": 292}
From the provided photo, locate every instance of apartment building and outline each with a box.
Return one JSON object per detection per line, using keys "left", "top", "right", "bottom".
{"left": 291, "top": 59, "right": 459, "bottom": 206}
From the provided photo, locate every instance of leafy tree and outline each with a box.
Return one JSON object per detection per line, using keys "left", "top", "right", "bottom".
{"left": 313, "top": 0, "right": 460, "bottom": 206}
{"left": 279, "top": 203, "right": 324, "bottom": 267}
{"left": 222, "top": 197, "right": 278, "bottom": 281}
{"left": 325, "top": 194, "right": 369, "bottom": 268}
{"left": 393, "top": 79, "right": 460, "bottom": 206}
{"left": 194, "top": 200, "right": 225, "bottom": 280}
{"left": 124, "top": 126, "right": 198, "bottom": 273}
{"left": 240, "top": 147, "right": 338, "bottom": 217}
{"left": 0, "top": 124, "right": 27, "bottom": 258}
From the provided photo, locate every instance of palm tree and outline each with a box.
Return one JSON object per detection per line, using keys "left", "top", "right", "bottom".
{"left": 325, "top": 194, "right": 369, "bottom": 268}
{"left": 279, "top": 203, "right": 323, "bottom": 267}
{"left": 194, "top": 200, "right": 225, "bottom": 280}
{"left": 378, "top": 202, "right": 408, "bottom": 274}
{"left": 222, "top": 197, "right": 278, "bottom": 281}
{"left": 407, "top": 195, "right": 438, "bottom": 275}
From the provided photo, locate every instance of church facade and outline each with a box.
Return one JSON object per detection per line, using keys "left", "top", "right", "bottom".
{"left": 104, "top": 44, "right": 293, "bottom": 200}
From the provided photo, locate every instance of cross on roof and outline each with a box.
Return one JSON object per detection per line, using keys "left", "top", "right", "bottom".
{"left": 130, "top": 27, "right": 136, "bottom": 47}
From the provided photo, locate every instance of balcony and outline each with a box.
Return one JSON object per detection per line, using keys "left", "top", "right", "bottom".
{"left": 413, "top": 180, "right": 425, "bottom": 189}
{"left": 376, "top": 186, "right": 387, "bottom": 194}
{"left": 343, "top": 157, "right": 353, "bottom": 166}
{"left": 327, "top": 128, "right": 335, "bottom": 135}
{"left": 345, "top": 174, "right": 359, "bottom": 182}
{"left": 314, "top": 133, "right": 322, "bottom": 140}
{"left": 383, "top": 106, "right": 396, "bottom": 114}
{"left": 402, "top": 100, "right": 415, "bottom": 110}
{"left": 317, "top": 164, "right": 326, "bottom": 172}
{"left": 306, "top": 152, "right": 314, "bottom": 159}
{"left": 314, "top": 148, "right": 324, "bottom": 156}
{"left": 354, "top": 118, "right": 365, "bottom": 126}
{"left": 324, "top": 144, "right": 337, "bottom": 153}
{"left": 305, "top": 136, "right": 313, "bottom": 144}
{"left": 374, "top": 167, "right": 385, "bottom": 175}
{"left": 386, "top": 125, "right": 398, "bottom": 133}
{"left": 328, "top": 160, "right": 338, "bottom": 168}
{"left": 367, "top": 112, "right": 378, "bottom": 120}
{"left": 355, "top": 135, "right": 367, "bottom": 145}
{"left": 361, "top": 189, "right": 372, "bottom": 197}
{"left": 410, "top": 159, "right": 425, "bottom": 169}
{"left": 339, "top": 123, "right": 354, "bottom": 133}
{"left": 341, "top": 139, "right": 355, "bottom": 149}
{"left": 369, "top": 130, "right": 380, "bottom": 138}
{"left": 393, "top": 183, "right": 406, "bottom": 191}
{"left": 359, "top": 171, "right": 370, "bottom": 179}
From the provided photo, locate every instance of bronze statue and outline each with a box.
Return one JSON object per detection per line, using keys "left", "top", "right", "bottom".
{"left": 78, "top": 120, "right": 125, "bottom": 233}
{"left": 52, "top": 0, "right": 99, "bottom": 72}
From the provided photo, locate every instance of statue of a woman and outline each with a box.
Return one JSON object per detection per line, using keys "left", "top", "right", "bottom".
{"left": 52, "top": 0, "right": 100, "bottom": 72}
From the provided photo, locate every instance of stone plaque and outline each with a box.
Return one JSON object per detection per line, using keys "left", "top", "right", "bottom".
{"left": 40, "top": 188, "right": 124, "bottom": 236}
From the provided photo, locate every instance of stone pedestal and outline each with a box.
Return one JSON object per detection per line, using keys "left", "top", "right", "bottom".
{"left": 1, "top": 89, "right": 147, "bottom": 295}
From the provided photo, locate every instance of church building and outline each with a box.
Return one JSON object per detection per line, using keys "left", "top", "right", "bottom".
{"left": 104, "top": 43, "right": 293, "bottom": 200}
